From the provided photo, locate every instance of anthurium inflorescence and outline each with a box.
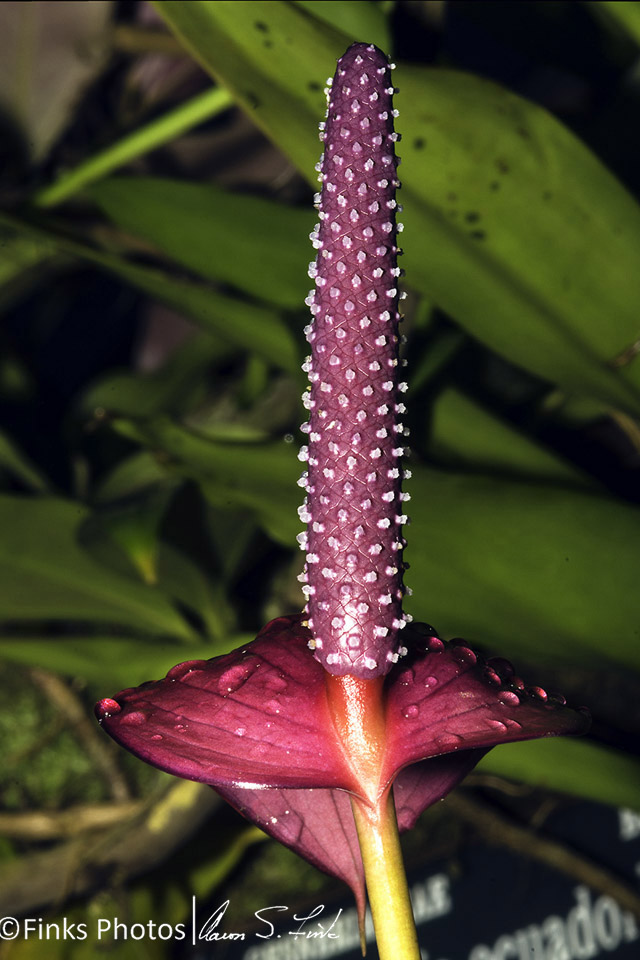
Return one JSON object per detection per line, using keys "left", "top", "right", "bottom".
{"left": 95, "top": 43, "right": 589, "bottom": 949}
{"left": 298, "top": 42, "right": 410, "bottom": 678}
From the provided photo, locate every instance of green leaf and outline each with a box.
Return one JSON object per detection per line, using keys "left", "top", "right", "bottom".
{"left": 94, "top": 451, "right": 168, "bottom": 503}
{"left": 0, "top": 210, "right": 301, "bottom": 374}
{"left": 405, "top": 468, "right": 640, "bottom": 673}
{"left": 594, "top": 1, "right": 640, "bottom": 47}
{"left": 152, "top": 0, "right": 345, "bottom": 175}
{"left": 113, "top": 417, "right": 300, "bottom": 546}
{"left": 479, "top": 738, "right": 640, "bottom": 811}
{"left": 428, "top": 389, "right": 592, "bottom": 486}
{"left": 88, "top": 177, "right": 314, "bottom": 310}
{"left": 0, "top": 495, "right": 194, "bottom": 639}
{"left": 153, "top": 0, "right": 640, "bottom": 413}
{"left": 87, "top": 253, "right": 301, "bottom": 375}
{"left": 399, "top": 66, "right": 640, "bottom": 414}
{"left": 0, "top": 429, "right": 50, "bottom": 492}
{"left": 155, "top": 543, "right": 237, "bottom": 643}
{"left": 0, "top": 632, "right": 250, "bottom": 689}
{"left": 81, "top": 330, "right": 232, "bottom": 420}
{"left": 293, "top": 0, "right": 391, "bottom": 51}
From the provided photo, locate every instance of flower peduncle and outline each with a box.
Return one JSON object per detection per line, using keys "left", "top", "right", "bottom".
{"left": 298, "top": 42, "right": 411, "bottom": 679}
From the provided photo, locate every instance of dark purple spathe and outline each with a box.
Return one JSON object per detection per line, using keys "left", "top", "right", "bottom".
{"left": 298, "top": 43, "right": 410, "bottom": 679}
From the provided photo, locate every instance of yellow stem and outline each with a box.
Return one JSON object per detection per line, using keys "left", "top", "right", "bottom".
{"left": 351, "top": 788, "right": 421, "bottom": 960}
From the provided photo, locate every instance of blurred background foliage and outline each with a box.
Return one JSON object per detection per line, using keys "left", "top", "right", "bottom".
{"left": 1, "top": 0, "right": 640, "bottom": 955}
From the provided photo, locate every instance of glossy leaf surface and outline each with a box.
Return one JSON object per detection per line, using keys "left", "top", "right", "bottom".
{"left": 406, "top": 469, "right": 640, "bottom": 672}
{"left": 154, "top": 0, "right": 640, "bottom": 413}
{"left": 89, "top": 177, "right": 312, "bottom": 309}
{"left": 0, "top": 495, "right": 194, "bottom": 638}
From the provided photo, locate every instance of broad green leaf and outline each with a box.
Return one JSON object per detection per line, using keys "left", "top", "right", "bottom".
{"left": 405, "top": 469, "right": 640, "bottom": 673}
{"left": 79, "top": 489, "right": 177, "bottom": 588}
{"left": 88, "top": 177, "right": 313, "bottom": 310}
{"left": 0, "top": 1, "right": 113, "bottom": 161}
{"left": 153, "top": 0, "right": 345, "bottom": 175}
{"left": 479, "top": 738, "right": 640, "bottom": 812}
{"left": 0, "top": 429, "right": 50, "bottom": 492}
{"left": 113, "top": 417, "right": 300, "bottom": 546}
{"left": 0, "top": 210, "right": 301, "bottom": 374}
{"left": 81, "top": 330, "right": 231, "bottom": 420}
{"left": 0, "top": 632, "right": 251, "bottom": 689}
{"left": 429, "top": 389, "right": 592, "bottom": 486}
{"left": 294, "top": 0, "right": 391, "bottom": 51}
{"left": 154, "top": 0, "right": 640, "bottom": 413}
{"left": 0, "top": 495, "right": 194, "bottom": 639}
{"left": 399, "top": 66, "right": 640, "bottom": 414}
{"left": 85, "top": 256, "right": 301, "bottom": 374}
{"left": 594, "top": 1, "right": 640, "bottom": 46}
{"left": 94, "top": 451, "right": 168, "bottom": 503}
{"left": 155, "top": 543, "right": 237, "bottom": 642}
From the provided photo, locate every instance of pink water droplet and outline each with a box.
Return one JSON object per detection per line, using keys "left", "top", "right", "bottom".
{"left": 396, "top": 666, "right": 415, "bottom": 685}
{"left": 486, "top": 719, "right": 508, "bottom": 735}
{"left": 151, "top": 734, "right": 163, "bottom": 741}
{"left": 546, "top": 692, "right": 567, "bottom": 707}
{"left": 402, "top": 703, "right": 419, "bottom": 719}
{"left": 120, "top": 710, "right": 147, "bottom": 726}
{"left": 265, "top": 699, "right": 281, "bottom": 715}
{"left": 483, "top": 667, "right": 501, "bottom": 687}
{"left": 504, "top": 718, "right": 522, "bottom": 731}
{"left": 436, "top": 733, "right": 463, "bottom": 750}
{"left": 266, "top": 675, "right": 288, "bottom": 693}
{"left": 528, "top": 685, "right": 547, "bottom": 701}
{"left": 219, "top": 661, "right": 257, "bottom": 695}
{"left": 487, "top": 656, "right": 514, "bottom": 680}
{"left": 427, "top": 636, "right": 444, "bottom": 653}
{"left": 425, "top": 675, "right": 438, "bottom": 689}
{"left": 451, "top": 641, "right": 477, "bottom": 666}
{"left": 166, "top": 660, "right": 206, "bottom": 681}
{"left": 175, "top": 723, "right": 187, "bottom": 732}
{"left": 498, "top": 690, "right": 521, "bottom": 707}
{"left": 95, "top": 698, "right": 121, "bottom": 720}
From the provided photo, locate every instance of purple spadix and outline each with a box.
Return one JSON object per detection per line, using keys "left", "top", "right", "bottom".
{"left": 298, "top": 43, "right": 411, "bottom": 678}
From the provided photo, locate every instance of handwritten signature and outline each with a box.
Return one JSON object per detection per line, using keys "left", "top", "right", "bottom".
{"left": 198, "top": 900, "right": 342, "bottom": 942}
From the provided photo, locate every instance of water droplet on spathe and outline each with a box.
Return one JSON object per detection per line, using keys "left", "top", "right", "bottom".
{"left": 166, "top": 660, "right": 206, "bottom": 681}
{"left": 528, "top": 685, "right": 547, "bottom": 701}
{"left": 265, "top": 699, "right": 281, "bottom": 715}
{"left": 218, "top": 660, "right": 257, "bottom": 695}
{"left": 487, "top": 656, "right": 514, "bottom": 680}
{"left": 402, "top": 704, "right": 420, "bottom": 719}
{"left": 95, "top": 698, "right": 121, "bottom": 720}
{"left": 175, "top": 723, "right": 187, "bottom": 732}
{"left": 151, "top": 734, "right": 163, "bottom": 741}
{"left": 498, "top": 690, "right": 520, "bottom": 707}
{"left": 483, "top": 667, "right": 501, "bottom": 687}
{"left": 396, "top": 666, "right": 415, "bottom": 685}
{"left": 425, "top": 675, "right": 438, "bottom": 689}
{"left": 486, "top": 719, "right": 508, "bottom": 735}
{"left": 436, "top": 732, "right": 463, "bottom": 750}
{"left": 235, "top": 727, "right": 247, "bottom": 737}
{"left": 120, "top": 710, "right": 147, "bottom": 726}
{"left": 451, "top": 642, "right": 477, "bottom": 666}
{"left": 266, "top": 675, "right": 288, "bottom": 693}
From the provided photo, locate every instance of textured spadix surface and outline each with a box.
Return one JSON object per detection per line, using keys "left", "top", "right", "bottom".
{"left": 298, "top": 42, "right": 410, "bottom": 678}
{"left": 96, "top": 615, "right": 589, "bottom": 901}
